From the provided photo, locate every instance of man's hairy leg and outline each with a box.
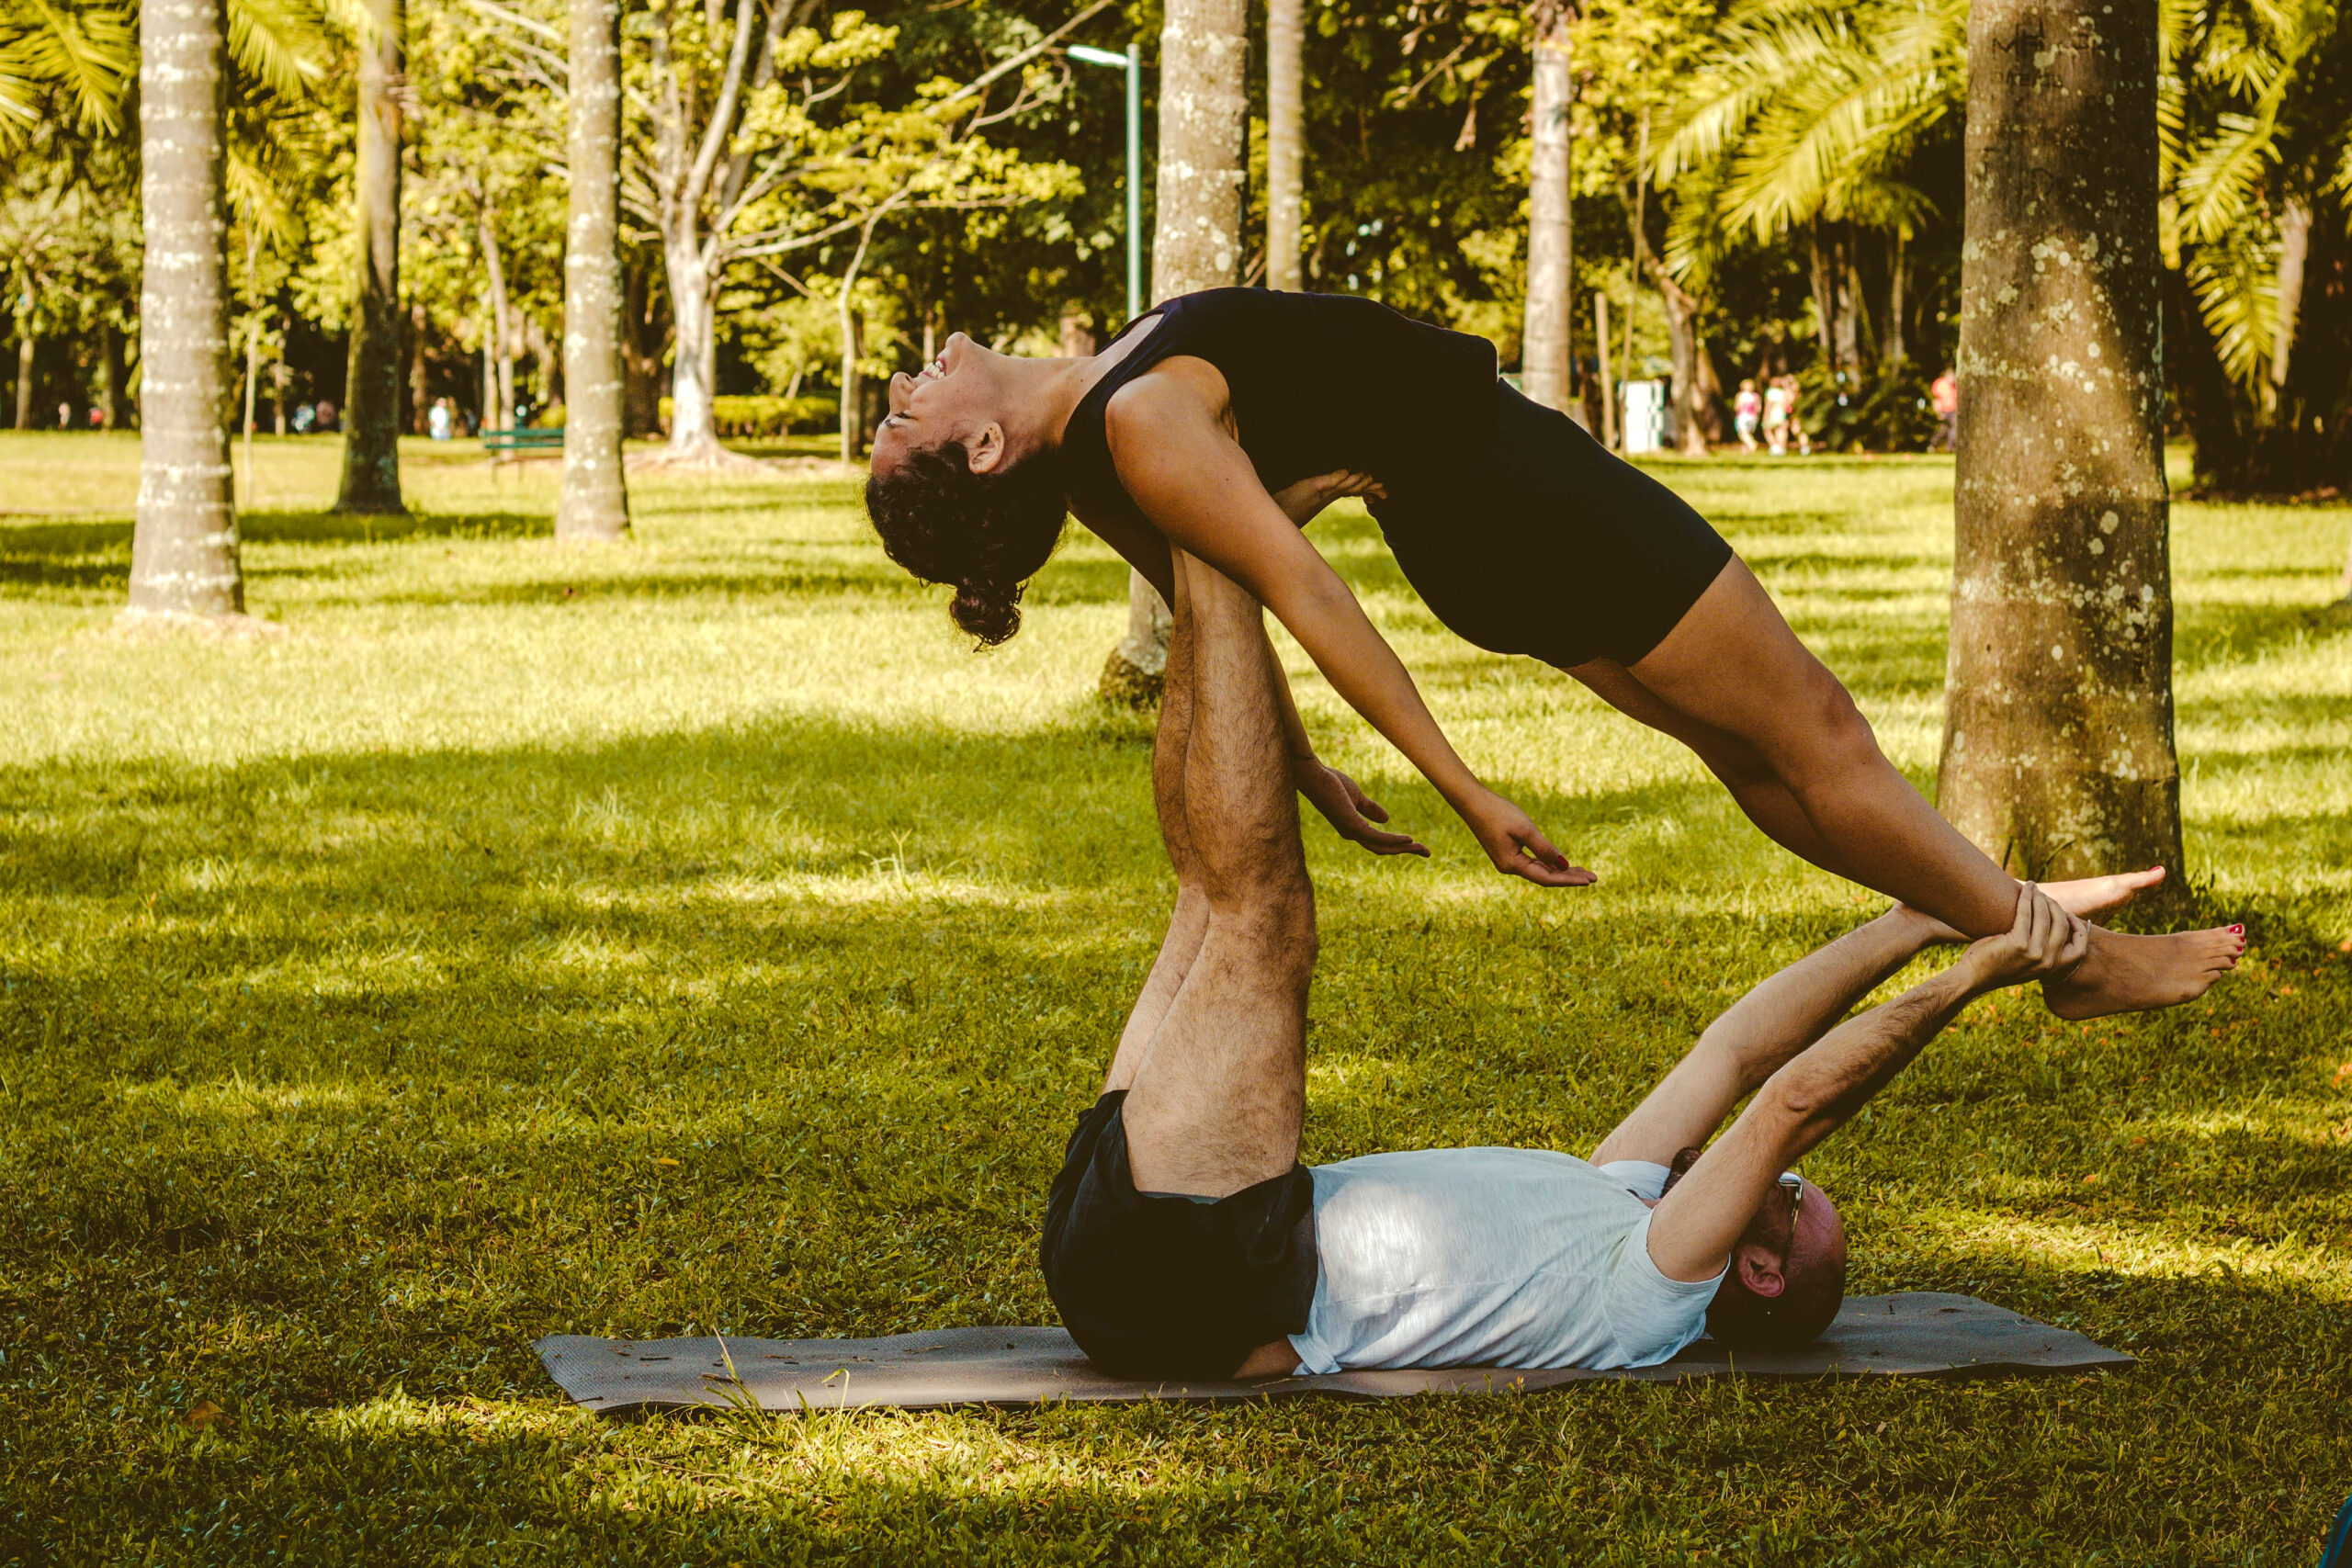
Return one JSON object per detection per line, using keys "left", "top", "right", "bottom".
{"left": 1120, "top": 551, "right": 1315, "bottom": 1198}
{"left": 1103, "top": 581, "right": 1208, "bottom": 1095}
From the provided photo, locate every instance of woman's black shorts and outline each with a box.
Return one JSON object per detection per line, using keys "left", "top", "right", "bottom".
{"left": 1370, "top": 381, "right": 1736, "bottom": 670}
{"left": 1039, "top": 1091, "right": 1317, "bottom": 1381}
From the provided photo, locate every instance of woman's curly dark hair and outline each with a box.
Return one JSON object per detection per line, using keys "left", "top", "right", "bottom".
{"left": 865, "top": 438, "right": 1069, "bottom": 646}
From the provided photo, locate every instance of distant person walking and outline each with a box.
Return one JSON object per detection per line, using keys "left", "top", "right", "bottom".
{"left": 1734, "top": 380, "right": 1763, "bottom": 454}
{"left": 1781, "top": 375, "right": 1812, "bottom": 455}
{"left": 428, "top": 399, "right": 453, "bottom": 442}
{"left": 1931, "top": 367, "right": 1959, "bottom": 452}
{"left": 1762, "top": 378, "right": 1791, "bottom": 455}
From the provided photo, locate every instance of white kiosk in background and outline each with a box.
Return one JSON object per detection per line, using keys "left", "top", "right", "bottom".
{"left": 1622, "top": 379, "right": 1669, "bottom": 454}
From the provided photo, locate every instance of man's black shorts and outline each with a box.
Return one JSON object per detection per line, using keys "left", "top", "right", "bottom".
{"left": 1040, "top": 1091, "right": 1317, "bottom": 1381}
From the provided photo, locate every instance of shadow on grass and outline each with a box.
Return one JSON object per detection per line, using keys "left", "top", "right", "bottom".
{"left": 242, "top": 510, "right": 552, "bottom": 545}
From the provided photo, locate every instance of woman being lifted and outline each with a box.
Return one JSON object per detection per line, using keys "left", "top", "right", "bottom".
{"left": 864, "top": 288, "right": 2240, "bottom": 1020}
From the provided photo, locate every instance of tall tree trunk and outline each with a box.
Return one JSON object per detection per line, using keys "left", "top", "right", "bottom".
{"left": 1809, "top": 224, "right": 1838, "bottom": 371}
{"left": 11, "top": 326, "right": 28, "bottom": 430}
{"left": 242, "top": 307, "right": 259, "bottom": 504}
{"left": 130, "top": 0, "right": 243, "bottom": 617}
{"left": 1521, "top": 1, "right": 1574, "bottom": 412}
{"left": 1595, "top": 290, "right": 1617, "bottom": 449}
{"left": 1940, "top": 0, "right": 2181, "bottom": 880}
{"left": 334, "top": 0, "right": 406, "bottom": 513}
{"left": 406, "top": 301, "right": 431, "bottom": 433}
{"left": 1265, "top": 0, "right": 1304, "bottom": 293}
{"left": 622, "top": 258, "right": 665, "bottom": 437}
{"left": 479, "top": 204, "right": 514, "bottom": 432}
{"left": 102, "top": 321, "right": 126, "bottom": 428}
{"left": 1102, "top": 0, "right": 1248, "bottom": 705}
{"left": 2269, "top": 195, "right": 2311, "bottom": 402}
{"left": 666, "top": 236, "right": 718, "bottom": 452}
{"left": 1652, "top": 265, "right": 1719, "bottom": 453}
{"left": 837, "top": 303, "right": 861, "bottom": 464}
{"left": 558, "top": 0, "right": 630, "bottom": 539}
{"left": 1887, "top": 231, "right": 1908, "bottom": 367}
{"left": 1834, "top": 231, "right": 1864, "bottom": 373}
{"left": 271, "top": 350, "right": 287, "bottom": 434}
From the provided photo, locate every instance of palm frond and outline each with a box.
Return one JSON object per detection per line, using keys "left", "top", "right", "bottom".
{"left": 2186, "top": 225, "right": 2282, "bottom": 388}
{"left": 227, "top": 0, "right": 333, "bottom": 101}
{"left": 0, "top": 0, "right": 133, "bottom": 146}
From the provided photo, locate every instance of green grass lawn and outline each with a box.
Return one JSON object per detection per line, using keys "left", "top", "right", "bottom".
{"left": 2, "top": 431, "right": 2348, "bottom": 1564}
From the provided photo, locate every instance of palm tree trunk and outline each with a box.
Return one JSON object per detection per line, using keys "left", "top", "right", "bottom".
{"left": 1265, "top": 0, "right": 1304, "bottom": 293}
{"left": 12, "top": 327, "right": 29, "bottom": 430}
{"left": 130, "top": 0, "right": 243, "bottom": 617}
{"left": 335, "top": 0, "right": 406, "bottom": 513}
{"left": 557, "top": 0, "right": 631, "bottom": 539}
{"left": 1940, "top": 0, "right": 2181, "bottom": 880}
{"left": 1102, "top": 0, "right": 1248, "bottom": 705}
{"left": 1521, "top": 1, "right": 1575, "bottom": 412}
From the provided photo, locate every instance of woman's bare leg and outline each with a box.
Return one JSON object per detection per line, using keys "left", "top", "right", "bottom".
{"left": 1620, "top": 559, "right": 2242, "bottom": 1018}
{"left": 1568, "top": 659, "right": 1856, "bottom": 877}
{"left": 1568, "top": 660, "right": 2172, "bottom": 923}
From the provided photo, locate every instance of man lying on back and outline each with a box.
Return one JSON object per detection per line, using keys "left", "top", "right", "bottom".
{"left": 1040, "top": 548, "right": 2138, "bottom": 1379}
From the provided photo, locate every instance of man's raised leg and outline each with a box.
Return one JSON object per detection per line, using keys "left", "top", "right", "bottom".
{"left": 1117, "top": 550, "right": 1317, "bottom": 1199}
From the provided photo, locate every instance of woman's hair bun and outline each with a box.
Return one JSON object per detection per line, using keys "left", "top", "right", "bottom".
{"left": 865, "top": 438, "right": 1068, "bottom": 648}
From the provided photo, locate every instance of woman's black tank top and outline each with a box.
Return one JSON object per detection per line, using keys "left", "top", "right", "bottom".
{"left": 1057, "top": 288, "right": 1499, "bottom": 530}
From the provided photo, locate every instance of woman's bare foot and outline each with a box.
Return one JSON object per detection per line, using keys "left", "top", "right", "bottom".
{"left": 1904, "top": 865, "right": 2170, "bottom": 942}
{"left": 2042, "top": 922, "right": 2245, "bottom": 1019}
{"left": 2038, "top": 865, "right": 2169, "bottom": 923}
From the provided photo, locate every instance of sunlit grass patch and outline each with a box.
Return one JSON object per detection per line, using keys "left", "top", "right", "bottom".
{"left": 1, "top": 433, "right": 2347, "bottom": 1563}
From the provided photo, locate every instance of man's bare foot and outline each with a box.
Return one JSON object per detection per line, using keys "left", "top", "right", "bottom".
{"left": 2042, "top": 922, "right": 2245, "bottom": 1020}
{"left": 1904, "top": 865, "right": 2170, "bottom": 942}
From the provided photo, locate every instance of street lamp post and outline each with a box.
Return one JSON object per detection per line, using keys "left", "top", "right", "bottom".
{"left": 1069, "top": 42, "right": 1143, "bottom": 325}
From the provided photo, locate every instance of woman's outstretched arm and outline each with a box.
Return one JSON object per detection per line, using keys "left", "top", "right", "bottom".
{"left": 1105, "top": 376, "right": 1591, "bottom": 887}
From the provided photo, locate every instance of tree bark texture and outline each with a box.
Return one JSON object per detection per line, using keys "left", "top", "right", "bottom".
{"left": 12, "top": 329, "right": 28, "bottom": 430}
{"left": 335, "top": 0, "right": 406, "bottom": 513}
{"left": 1521, "top": 2, "right": 1573, "bottom": 412}
{"left": 1265, "top": 0, "right": 1304, "bottom": 293}
{"left": 1940, "top": 0, "right": 2182, "bottom": 880}
{"left": 103, "top": 321, "right": 127, "bottom": 428}
{"left": 1103, "top": 0, "right": 1249, "bottom": 704}
{"left": 130, "top": 0, "right": 243, "bottom": 616}
{"left": 406, "top": 301, "right": 431, "bottom": 434}
{"left": 1652, "top": 263, "right": 1720, "bottom": 451}
{"left": 1152, "top": 0, "right": 1248, "bottom": 302}
{"left": 557, "top": 0, "right": 630, "bottom": 539}
{"left": 1595, "top": 291, "right": 1617, "bottom": 448}
{"left": 479, "top": 206, "right": 515, "bottom": 432}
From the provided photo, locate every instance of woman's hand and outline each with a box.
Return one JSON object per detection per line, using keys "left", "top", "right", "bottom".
{"left": 1269, "top": 469, "right": 1388, "bottom": 526}
{"left": 1460, "top": 788, "right": 1596, "bottom": 887}
{"left": 1295, "top": 757, "right": 1429, "bottom": 858}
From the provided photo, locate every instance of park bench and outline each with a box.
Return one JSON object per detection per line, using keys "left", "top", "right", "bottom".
{"left": 481, "top": 426, "right": 564, "bottom": 472}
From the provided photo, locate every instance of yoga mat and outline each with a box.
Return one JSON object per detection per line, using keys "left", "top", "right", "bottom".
{"left": 536, "top": 1292, "right": 2132, "bottom": 1416}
